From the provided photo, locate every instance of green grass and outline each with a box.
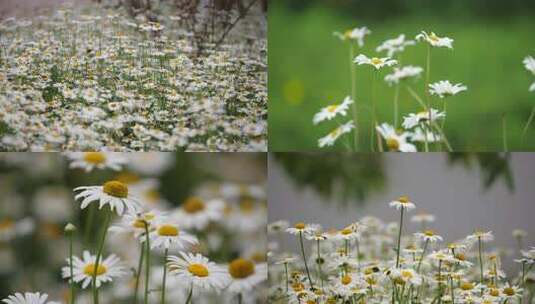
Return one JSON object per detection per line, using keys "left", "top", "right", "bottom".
{"left": 268, "top": 3, "right": 535, "bottom": 151}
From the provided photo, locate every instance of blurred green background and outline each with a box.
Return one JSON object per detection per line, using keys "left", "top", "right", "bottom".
{"left": 268, "top": 0, "right": 535, "bottom": 151}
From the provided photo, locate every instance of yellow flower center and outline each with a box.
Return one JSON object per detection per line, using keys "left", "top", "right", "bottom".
{"left": 398, "top": 196, "right": 410, "bottom": 203}
{"left": 144, "top": 189, "right": 160, "bottom": 203}
{"left": 103, "top": 181, "right": 128, "bottom": 198}
{"left": 0, "top": 219, "right": 14, "bottom": 230}
{"left": 503, "top": 287, "right": 515, "bottom": 296}
{"left": 182, "top": 197, "right": 206, "bottom": 214}
{"left": 327, "top": 105, "right": 338, "bottom": 113}
{"left": 424, "top": 230, "right": 435, "bottom": 236}
{"left": 455, "top": 253, "right": 466, "bottom": 261}
{"left": 386, "top": 138, "right": 400, "bottom": 151}
{"left": 371, "top": 57, "right": 383, "bottom": 65}
{"left": 228, "top": 258, "right": 255, "bottom": 279}
{"left": 292, "top": 282, "right": 304, "bottom": 292}
{"left": 341, "top": 275, "right": 352, "bottom": 285}
{"left": 343, "top": 30, "right": 352, "bottom": 39}
{"left": 83, "top": 263, "right": 107, "bottom": 276}
{"left": 294, "top": 222, "right": 306, "bottom": 230}
{"left": 429, "top": 33, "right": 439, "bottom": 42}
{"left": 341, "top": 228, "right": 353, "bottom": 235}
{"left": 132, "top": 219, "right": 147, "bottom": 229}
{"left": 489, "top": 288, "right": 500, "bottom": 297}
{"left": 83, "top": 152, "right": 106, "bottom": 165}
{"left": 401, "top": 270, "right": 413, "bottom": 279}
{"left": 188, "top": 263, "right": 209, "bottom": 277}
{"left": 330, "top": 128, "right": 341, "bottom": 137}
{"left": 251, "top": 252, "right": 266, "bottom": 263}
{"left": 115, "top": 172, "right": 140, "bottom": 184}
{"left": 460, "top": 282, "right": 474, "bottom": 290}
{"left": 157, "top": 225, "right": 179, "bottom": 236}
{"left": 239, "top": 199, "right": 255, "bottom": 213}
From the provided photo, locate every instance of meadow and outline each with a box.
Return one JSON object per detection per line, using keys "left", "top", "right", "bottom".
{"left": 268, "top": 1, "right": 535, "bottom": 151}
{"left": 0, "top": 1, "right": 267, "bottom": 151}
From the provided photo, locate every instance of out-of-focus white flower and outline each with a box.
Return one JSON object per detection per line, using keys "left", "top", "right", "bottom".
{"left": 66, "top": 152, "right": 127, "bottom": 172}
{"left": 173, "top": 197, "right": 225, "bottom": 230}
{"left": 354, "top": 54, "right": 397, "bottom": 70}
{"left": 127, "top": 153, "right": 175, "bottom": 175}
{"left": 333, "top": 27, "right": 371, "bottom": 47}
{"left": 385, "top": 66, "right": 423, "bottom": 85}
{"left": 416, "top": 31, "right": 453, "bottom": 49}
{"left": 524, "top": 56, "right": 535, "bottom": 75}
{"left": 376, "top": 123, "right": 416, "bottom": 152}
{"left": 0, "top": 217, "right": 34, "bottom": 242}
{"left": 376, "top": 34, "right": 415, "bottom": 57}
{"left": 409, "top": 127, "right": 441, "bottom": 143}
{"left": 318, "top": 120, "right": 354, "bottom": 148}
{"left": 389, "top": 196, "right": 416, "bottom": 210}
{"left": 33, "top": 186, "right": 73, "bottom": 222}
{"left": 313, "top": 96, "right": 354, "bottom": 125}
{"left": 1, "top": 292, "right": 60, "bottom": 304}
{"left": 402, "top": 109, "right": 445, "bottom": 129}
{"left": 226, "top": 258, "right": 267, "bottom": 294}
{"left": 429, "top": 80, "right": 467, "bottom": 98}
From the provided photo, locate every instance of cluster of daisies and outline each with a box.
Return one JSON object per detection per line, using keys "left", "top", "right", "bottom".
{"left": 268, "top": 196, "right": 535, "bottom": 304}
{"left": 0, "top": 152, "right": 267, "bottom": 303}
{"left": 314, "top": 27, "right": 468, "bottom": 151}
{"left": 0, "top": 1, "right": 267, "bottom": 151}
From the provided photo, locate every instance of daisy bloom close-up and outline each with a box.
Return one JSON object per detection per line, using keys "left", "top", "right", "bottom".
{"left": 429, "top": 80, "right": 468, "bottom": 98}
{"left": 389, "top": 196, "right": 416, "bottom": 210}
{"left": 333, "top": 26, "right": 371, "bottom": 46}
{"left": 415, "top": 31, "right": 454, "bottom": 48}
{"left": 354, "top": 54, "right": 397, "bottom": 70}
{"left": 313, "top": 96, "right": 354, "bottom": 125}
{"left": 172, "top": 196, "right": 225, "bottom": 230}
{"left": 74, "top": 180, "right": 141, "bottom": 216}
{"left": 1, "top": 292, "right": 59, "bottom": 304}
{"left": 226, "top": 258, "right": 268, "bottom": 294}
{"left": 318, "top": 120, "right": 355, "bottom": 148}
{"left": 65, "top": 152, "right": 127, "bottom": 172}
{"left": 167, "top": 252, "right": 230, "bottom": 292}
{"left": 376, "top": 123, "right": 416, "bottom": 152}
{"left": 61, "top": 250, "right": 125, "bottom": 289}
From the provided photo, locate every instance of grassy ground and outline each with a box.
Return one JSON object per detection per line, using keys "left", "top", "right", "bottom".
{"left": 268, "top": 2, "right": 535, "bottom": 151}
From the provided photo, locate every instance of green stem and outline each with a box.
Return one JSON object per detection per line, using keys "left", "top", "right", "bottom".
{"left": 478, "top": 237, "right": 484, "bottom": 285}
{"left": 237, "top": 293, "right": 242, "bottom": 304}
{"left": 144, "top": 224, "right": 151, "bottom": 304}
{"left": 416, "top": 239, "right": 430, "bottom": 273}
{"left": 521, "top": 105, "right": 535, "bottom": 146}
{"left": 349, "top": 43, "right": 358, "bottom": 151}
{"left": 396, "top": 208, "right": 404, "bottom": 268}
{"left": 134, "top": 244, "right": 145, "bottom": 304}
{"left": 425, "top": 44, "right": 432, "bottom": 152}
{"left": 161, "top": 248, "right": 169, "bottom": 304}
{"left": 450, "top": 276, "right": 455, "bottom": 304}
{"left": 317, "top": 239, "right": 324, "bottom": 289}
{"left": 438, "top": 260, "right": 443, "bottom": 304}
{"left": 502, "top": 114, "right": 508, "bottom": 151}
{"left": 284, "top": 263, "right": 289, "bottom": 293}
{"left": 394, "top": 83, "right": 400, "bottom": 128}
{"left": 92, "top": 210, "right": 112, "bottom": 304}
{"left": 69, "top": 233, "right": 75, "bottom": 304}
{"left": 84, "top": 204, "right": 96, "bottom": 245}
{"left": 185, "top": 284, "right": 193, "bottom": 304}
{"left": 299, "top": 231, "right": 314, "bottom": 289}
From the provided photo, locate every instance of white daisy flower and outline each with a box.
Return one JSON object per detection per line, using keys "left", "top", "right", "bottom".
{"left": 224, "top": 199, "right": 267, "bottom": 233}
{"left": 409, "top": 127, "right": 441, "bottom": 143}
{"left": 108, "top": 210, "right": 161, "bottom": 239}
{"left": 313, "top": 96, "right": 354, "bottom": 125}
{"left": 286, "top": 222, "right": 318, "bottom": 235}
{"left": 376, "top": 123, "right": 416, "bottom": 152}
{"left": 172, "top": 197, "right": 225, "bottom": 230}
{"left": 429, "top": 80, "right": 467, "bottom": 98}
{"left": 402, "top": 109, "right": 446, "bottom": 129}
{"left": 530, "top": 82, "right": 535, "bottom": 92}
{"left": 1, "top": 292, "right": 60, "bottom": 304}
{"left": 149, "top": 218, "right": 198, "bottom": 251}
{"left": 389, "top": 196, "right": 416, "bottom": 210}
{"left": 333, "top": 27, "right": 371, "bottom": 47}
{"left": 65, "top": 152, "right": 127, "bottom": 172}
{"left": 384, "top": 65, "right": 423, "bottom": 85}
{"left": 390, "top": 268, "right": 422, "bottom": 286}
{"left": 167, "top": 252, "right": 230, "bottom": 292}
{"left": 501, "top": 283, "right": 522, "bottom": 300}
{"left": 0, "top": 218, "right": 34, "bottom": 242}
{"left": 414, "top": 230, "right": 443, "bottom": 243}
{"left": 428, "top": 250, "right": 455, "bottom": 263}
{"left": 335, "top": 227, "right": 360, "bottom": 241}
{"left": 411, "top": 212, "right": 435, "bottom": 224}
{"left": 415, "top": 31, "right": 453, "bottom": 49}
{"left": 74, "top": 180, "right": 141, "bottom": 216}
{"left": 62, "top": 250, "right": 125, "bottom": 289}
{"left": 354, "top": 54, "right": 397, "bottom": 70}
{"left": 376, "top": 34, "right": 415, "bottom": 57}
{"left": 523, "top": 56, "right": 535, "bottom": 75}
{"left": 466, "top": 231, "right": 494, "bottom": 243}
{"left": 318, "top": 120, "right": 355, "bottom": 148}
{"left": 226, "top": 258, "right": 267, "bottom": 294}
